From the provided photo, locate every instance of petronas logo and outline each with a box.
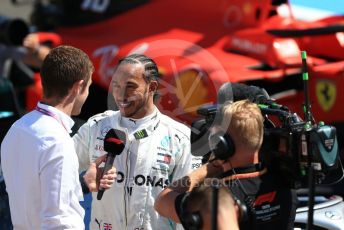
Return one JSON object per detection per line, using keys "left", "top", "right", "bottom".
{"left": 134, "top": 129, "right": 148, "bottom": 139}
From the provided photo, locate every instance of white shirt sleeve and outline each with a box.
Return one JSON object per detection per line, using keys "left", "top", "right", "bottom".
{"left": 39, "top": 140, "right": 84, "bottom": 229}
{"left": 73, "top": 122, "right": 92, "bottom": 172}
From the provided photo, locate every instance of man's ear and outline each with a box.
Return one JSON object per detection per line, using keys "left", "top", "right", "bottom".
{"left": 149, "top": 81, "right": 158, "bottom": 93}
{"left": 72, "top": 80, "right": 84, "bottom": 95}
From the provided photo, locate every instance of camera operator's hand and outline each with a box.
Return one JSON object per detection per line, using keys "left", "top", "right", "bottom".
{"left": 208, "top": 153, "right": 226, "bottom": 168}
{"left": 83, "top": 155, "right": 117, "bottom": 192}
{"left": 23, "top": 33, "right": 40, "bottom": 52}
{"left": 208, "top": 153, "right": 234, "bottom": 173}
{"left": 155, "top": 161, "right": 224, "bottom": 223}
{"left": 22, "top": 33, "right": 51, "bottom": 67}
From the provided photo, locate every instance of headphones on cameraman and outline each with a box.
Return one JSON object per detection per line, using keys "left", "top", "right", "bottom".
{"left": 207, "top": 102, "right": 236, "bottom": 160}
{"left": 209, "top": 132, "right": 236, "bottom": 160}
{"left": 179, "top": 193, "right": 202, "bottom": 230}
{"left": 178, "top": 189, "right": 248, "bottom": 230}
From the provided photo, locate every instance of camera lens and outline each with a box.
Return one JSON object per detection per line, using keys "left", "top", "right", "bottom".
{"left": 0, "top": 16, "right": 29, "bottom": 46}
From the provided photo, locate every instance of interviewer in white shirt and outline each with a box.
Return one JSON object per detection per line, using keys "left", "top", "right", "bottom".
{"left": 0, "top": 45, "right": 116, "bottom": 230}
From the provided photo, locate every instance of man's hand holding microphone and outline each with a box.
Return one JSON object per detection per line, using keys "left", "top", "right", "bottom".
{"left": 83, "top": 154, "right": 117, "bottom": 192}
{"left": 83, "top": 129, "right": 126, "bottom": 195}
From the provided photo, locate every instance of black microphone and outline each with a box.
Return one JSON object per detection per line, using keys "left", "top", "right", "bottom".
{"left": 217, "top": 82, "right": 270, "bottom": 104}
{"left": 97, "top": 128, "right": 126, "bottom": 200}
{"left": 217, "top": 82, "right": 289, "bottom": 110}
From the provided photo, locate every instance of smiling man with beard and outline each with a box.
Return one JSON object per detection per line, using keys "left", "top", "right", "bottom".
{"left": 73, "top": 54, "right": 201, "bottom": 230}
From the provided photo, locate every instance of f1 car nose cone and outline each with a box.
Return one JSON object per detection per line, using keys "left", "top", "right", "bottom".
{"left": 325, "top": 211, "right": 342, "bottom": 220}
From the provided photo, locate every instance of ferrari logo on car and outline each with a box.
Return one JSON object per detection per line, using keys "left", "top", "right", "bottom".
{"left": 316, "top": 80, "right": 336, "bottom": 112}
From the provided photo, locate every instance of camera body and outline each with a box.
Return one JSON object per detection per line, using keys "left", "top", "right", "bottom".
{"left": 191, "top": 103, "right": 339, "bottom": 188}
{"left": 260, "top": 107, "right": 338, "bottom": 188}
{"left": 190, "top": 104, "right": 218, "bottom": 163}
{"left": 0, "top": 16, "right": 29, "bottom": 46}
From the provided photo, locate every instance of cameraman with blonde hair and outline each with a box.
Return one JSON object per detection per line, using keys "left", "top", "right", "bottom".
{"left": 155, "top": 100, "right": 298, "bottom": 230}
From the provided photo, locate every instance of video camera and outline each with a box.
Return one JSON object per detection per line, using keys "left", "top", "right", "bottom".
{"left": 258, "top": 104, "right": 338, "bottom": 188}
{"left": 0, "top": 16, "right": 29, "bottom": 46}
{"left": 191, "top": 69, "right": 339, "bottom": 189}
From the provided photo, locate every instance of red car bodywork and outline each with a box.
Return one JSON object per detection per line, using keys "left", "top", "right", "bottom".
{"left": 26, "top": 0, "right": 344, "bottom": 131}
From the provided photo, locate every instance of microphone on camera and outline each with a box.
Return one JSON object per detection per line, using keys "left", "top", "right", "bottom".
{"left": 217, "top": 82, "right": 269, "bottom": 104}
{"left": 217, "top": 82, "right": 288, "bottom": 111}
{"left": 97, "top": 128, "right": 126, "bottom": 200}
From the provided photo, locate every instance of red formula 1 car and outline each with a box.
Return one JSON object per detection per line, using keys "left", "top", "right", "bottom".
{"left": 7, "top": 0, "right": 344, "bottom": 145}
{"left": 2, "top": 1, "right": 344, "bottom": 228}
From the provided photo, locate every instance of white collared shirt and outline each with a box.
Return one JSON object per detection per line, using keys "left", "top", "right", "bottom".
{"left": 1, "top": 102, "right": 84, "bottom": 230}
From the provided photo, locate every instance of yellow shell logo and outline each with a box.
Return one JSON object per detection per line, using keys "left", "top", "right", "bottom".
{"left": 316, "top": 80, "right": 336, "bottom": 112}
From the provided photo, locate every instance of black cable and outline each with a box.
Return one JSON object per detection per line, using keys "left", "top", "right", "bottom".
{"left": 306, "top": 166, "right": 315, "bottom": 230}
{"left": 321, "top": 157, "right": 344, "bottom": 186}
{"left": 227, "top": 161, "right": 256, "bottom": 216}
{"left": 211, "top": 185, "right": 219, "bottom": 230}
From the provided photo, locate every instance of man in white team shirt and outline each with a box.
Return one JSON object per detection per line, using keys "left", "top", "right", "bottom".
{"left": 73, "top": 54, "right": 202, "bottom": 230}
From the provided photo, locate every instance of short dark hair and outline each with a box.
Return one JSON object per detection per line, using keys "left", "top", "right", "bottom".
{"left": 40, "top": 45, "right": 94, "bottom": 100}
{"left": 118, "top": 54, "right": 159, "bottom": 83}
{"left": 186, "top": 183, "right": 236, "bottom": 213}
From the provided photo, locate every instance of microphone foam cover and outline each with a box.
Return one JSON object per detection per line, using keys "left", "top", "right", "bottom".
{"left": 104, "top": 129, "right": 126, "bottom": 155}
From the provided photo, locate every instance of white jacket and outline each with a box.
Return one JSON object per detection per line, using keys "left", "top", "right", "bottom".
{"left": 73, "top": 109, "right": 201, "bottom": 230}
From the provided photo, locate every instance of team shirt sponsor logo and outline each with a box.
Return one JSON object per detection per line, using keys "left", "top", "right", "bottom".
{"left": 157, "top": 146, "right": 172, "bottom": 153}
{"left": 151, "top": 166, "right": 169, "bottom": 175}
{"left": 157, "top": 152, "right": 172, "bottom": 165}
{"left": 160, "top": 136, "right": 171, "bottom": 148}
{"left": 156, "top": 143, "right": 173, "bottom": 172}
{"left": 174, "top": 134, "right": 181, "bottom": 142}
{"left": 115, "top": 171, "right": 169, "bottom": 195}
{"left": 134, "top": 129, "right": 148, "bottom": 139}
{"left": 192, "top": 161, "right": 202, "bottom": 169}
{"left": 101, "top": 126, "right": 112, "bottom": 137}
{"left": 103, "top": 223, "right": 112, "bottom": 230}
{"left": 95, "top": 144, "right": 104, "bottom": 151}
